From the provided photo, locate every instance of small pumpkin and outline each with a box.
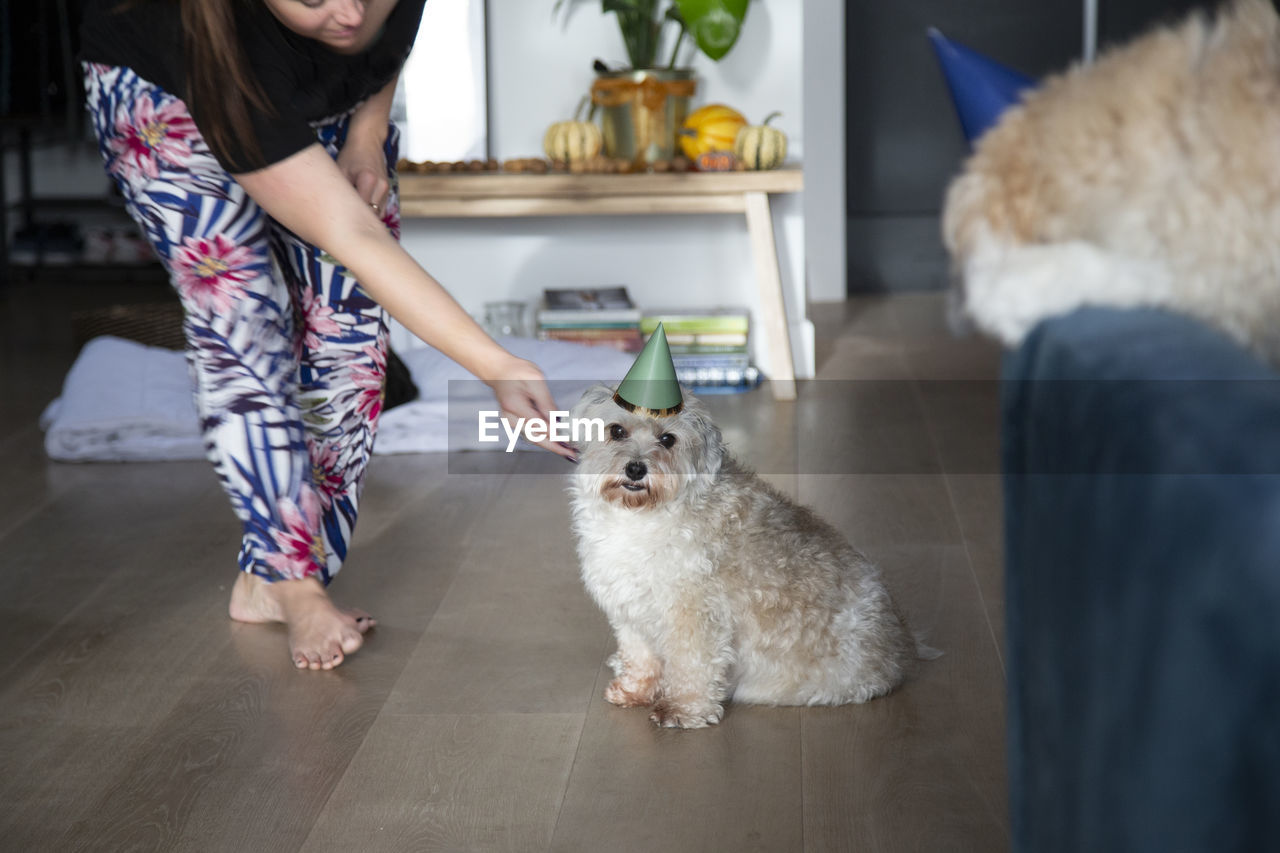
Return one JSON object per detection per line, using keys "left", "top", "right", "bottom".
{"left": 734, "top": 112, "right": 788, "bottom": 170}
{"left": 543, "top": 96, "right": 602, "bottom": 164}
{"left": 678, "top": 103, "right": 747, "bottom": 160}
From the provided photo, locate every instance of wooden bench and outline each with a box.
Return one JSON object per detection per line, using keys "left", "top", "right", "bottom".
{"left": 397, "top": 168, "right": 805, "bottom": 400}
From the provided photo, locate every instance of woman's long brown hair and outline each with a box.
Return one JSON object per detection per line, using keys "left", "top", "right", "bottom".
{"left": 178, "top": 0, "right": 271, "bottom": 170}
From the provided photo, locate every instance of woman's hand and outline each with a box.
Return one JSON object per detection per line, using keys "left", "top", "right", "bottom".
{"left": 337, "top": 71, "right": 396, "bottom": 214}
{"left": 485, "top": 356, "right": 579, "bottom": 461}
{"left": 336, "top": 130, "right": 389, "bottom": 214}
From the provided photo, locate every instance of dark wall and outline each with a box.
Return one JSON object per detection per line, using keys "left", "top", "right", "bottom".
{"left": 1, "top": 0, "right": 86, "bottom": 138}
{"left": 845, "top": 0, "right": 1211, "bottom": 294}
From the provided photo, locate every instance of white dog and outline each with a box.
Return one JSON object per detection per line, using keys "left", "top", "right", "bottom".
{"left": 943, "top": 0, "right": 1280, "bottom": 364}
{"left": 567, "top": 385, "right": 924, "bottom": 729}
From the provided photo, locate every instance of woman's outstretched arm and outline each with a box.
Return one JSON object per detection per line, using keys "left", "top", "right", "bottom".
{"left": 233, "top": 144, "right": 576, "bottom": 459}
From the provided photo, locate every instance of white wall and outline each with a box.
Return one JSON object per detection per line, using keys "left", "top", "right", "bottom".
{"left": 393, "top": 0, "right": 816, "bottom": 378}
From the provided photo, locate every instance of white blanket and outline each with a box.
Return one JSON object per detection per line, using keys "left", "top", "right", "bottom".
{"left": 377, "top": 336, "right": 633, "bottom": 454}
{"left": 41, "top": 337, "right": 205, "bottom": 462}
{"left": 41, "top": 335, "right": 634, "bottom": 462}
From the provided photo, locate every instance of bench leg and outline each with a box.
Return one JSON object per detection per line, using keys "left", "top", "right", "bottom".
{"left": 743, "top": 190, "right": 796, "bottom": 400}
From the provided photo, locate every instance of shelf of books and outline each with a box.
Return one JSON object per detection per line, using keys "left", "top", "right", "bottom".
{"left": 535, "top": 289, "right": 760, "bottom": 393}
{"left": 641, "top": 307, "right": 758, "bottom": 393}
{"left": 535, "top": 286, "right": 644, "bottom": 352}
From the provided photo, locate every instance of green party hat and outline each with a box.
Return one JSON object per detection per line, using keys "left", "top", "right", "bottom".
{"left": 613, "top": 323, "right": 684, "bottom": 416}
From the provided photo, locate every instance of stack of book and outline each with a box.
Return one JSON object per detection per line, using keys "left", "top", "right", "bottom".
{"left": 535, "top": 286, "right": 644, "bottom": 352}
{"left": 640, "top": 307, "right": 760, "bottom": 392}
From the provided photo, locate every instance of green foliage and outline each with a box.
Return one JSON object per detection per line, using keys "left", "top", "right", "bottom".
{"left": 556, "top": 0, "right": 749, "bottom": 69}
{"left": 675, "top": 0, "right": 748, "bottom": 61}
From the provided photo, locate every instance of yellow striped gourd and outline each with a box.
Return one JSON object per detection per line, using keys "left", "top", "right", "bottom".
{"left": 734, "top": 112, "right": 788, "bottom": 170}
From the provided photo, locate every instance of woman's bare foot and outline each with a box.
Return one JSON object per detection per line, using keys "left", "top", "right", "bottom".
{"left": 229, "top": 573, "right": 376, "bottom": 670}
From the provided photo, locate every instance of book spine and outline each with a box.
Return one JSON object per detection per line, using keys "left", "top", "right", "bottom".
{"left": 537, "top": 329, "right": 644, "bottom": 351}
{"left": 536, "top": 319, "right": 642, "bottom": 329}
{"left": 673, "top": 353, "right": 751, "bottom": 369}
{"left": 641, "top": 315, "right": 749, "bottom": 334}
{"left": 668, "top": 343, "right": 749, "bottom": 355}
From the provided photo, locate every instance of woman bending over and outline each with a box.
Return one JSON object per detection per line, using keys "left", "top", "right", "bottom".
{"left": 79, "top": 0, "right": 575, "bottom": 669}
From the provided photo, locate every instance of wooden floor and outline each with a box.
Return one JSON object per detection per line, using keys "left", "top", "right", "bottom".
{"left": 0, "top": 278, "right": 1008, "bottom": 852}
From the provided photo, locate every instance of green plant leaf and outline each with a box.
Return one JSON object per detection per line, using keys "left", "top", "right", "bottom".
{"left": 674, "top": 0, "right": 747, "bottom": 61}
{"left": 602, "top": 0, "right": 654, "bottom": 13}
{"left": 602, "top": 0, "right": 661, "bottom": 67}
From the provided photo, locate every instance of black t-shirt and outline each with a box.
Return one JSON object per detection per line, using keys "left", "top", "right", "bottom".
{"left": 80, "top": 0, "right": 428, "bottom": 170}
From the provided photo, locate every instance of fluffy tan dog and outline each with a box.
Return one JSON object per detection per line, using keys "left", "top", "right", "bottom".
{"left": 943, "top": 0, "right": 1280, "bottom": 363}
{"left": 568, "top": 386, "right": 923, "bottom": 729}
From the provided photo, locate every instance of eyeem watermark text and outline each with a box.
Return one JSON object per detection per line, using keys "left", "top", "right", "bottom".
{"left": 478, "top": 411, "right": 605, "bottom": 452}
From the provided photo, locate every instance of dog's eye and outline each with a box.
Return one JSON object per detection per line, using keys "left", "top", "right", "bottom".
{"left": 608, "top": 423, "right": 628, "bottom": 441}
{"left": 658, "top": 433, "right": 677, "bottom": 449}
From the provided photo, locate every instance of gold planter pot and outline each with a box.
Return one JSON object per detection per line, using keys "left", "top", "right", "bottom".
{"left": 591, "top": 68, "right": 696, "bottom": 167}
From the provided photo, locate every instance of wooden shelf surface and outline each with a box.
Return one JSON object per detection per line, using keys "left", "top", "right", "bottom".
{"left": 398, "top": 167, "right": 803, "bottom": 202}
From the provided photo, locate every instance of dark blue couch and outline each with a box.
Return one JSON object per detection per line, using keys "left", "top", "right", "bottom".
{"left": 1001, "top": 307, "right": 1280, "bottom": 852}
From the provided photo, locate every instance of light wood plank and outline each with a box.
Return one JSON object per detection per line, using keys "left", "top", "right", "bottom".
{"left": 0, "top": 460, "right": 229, "bottom": 681}
{"left": 551, "top": 679, "right": 804, "bottom": 852}
{"left": 943, "top": 474, "right": 1007, "bottom": 668}
{"left": 302, "top": 714, "right": 585, "bottom": 853}
{"left": 384, "top": 474, "right": 610, "bottom": 715}
{"left": 903, "top": 335, "right": 1004, "bottom": 381}
{"left": 397, "top": 169, "right": 804, "bottom": 201}
{"left": 814, "top": 334, "right": 915, "bottom": 381}
{"left": 794, "top": 379, "right": 943, "bottom": 477}
{"left": 338, "top": 453, "right": 512, "bottom": 630}
{"left": 0, "top": 504, "right": 240, "bottom": 848}
{"left": 802, "top": 545, "right": 1009, "bottom": 852}
{"left": 137, "top": 626, "right": 423, "bottom": 852}
{"left": 0, "top": 723, "right": 150, "bottom": 852}
{"left": 800, "top": 475, "right": 966, "bottom": 551}
{"left": 914, "top": 378, "right": 1001, "bottom": 475}
{"left": 48, "top": 649, "right": 403, "bottom": 852}
{"left": 0, "top": 445, "right": 506, "bottom": 852}
{"left": 400, "top": 193, "right": 748, "bottom": 218}
{"left": 92, "top": 464, "right": 507, "bottom": 852}
{"left": 744, "top": 189, "right": 797, "bottom": 399}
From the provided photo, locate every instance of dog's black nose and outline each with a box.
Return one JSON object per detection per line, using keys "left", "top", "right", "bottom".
{"left": 624, "top": 461, "right": 647, "bottom": 481}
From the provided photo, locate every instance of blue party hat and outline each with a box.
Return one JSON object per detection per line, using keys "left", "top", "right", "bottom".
{"left": 928, "top": 28, "right": 1036, "bottom": 145}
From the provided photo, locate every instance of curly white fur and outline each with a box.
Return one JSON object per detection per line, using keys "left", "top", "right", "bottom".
{"left": 943, "top": 0, "right": 1280, "bottom": 363}
{"left": 567, "top": 386, "right": 922, "bottom": 729}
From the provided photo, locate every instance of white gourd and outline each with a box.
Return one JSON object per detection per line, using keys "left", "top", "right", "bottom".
{"left": 733, "top": 112, "right": 788, "bottom": 170}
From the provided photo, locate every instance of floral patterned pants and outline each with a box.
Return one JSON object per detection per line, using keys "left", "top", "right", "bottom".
{"left": 83, "top": 63, "right": 401, "bottom": 584}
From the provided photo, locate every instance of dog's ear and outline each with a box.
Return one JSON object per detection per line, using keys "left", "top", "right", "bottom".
{"left": 570, "top": 383, "right": 615, "bottom": 423}
{"left": 677, "top": 392, "right": 725, "bottom": 476}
